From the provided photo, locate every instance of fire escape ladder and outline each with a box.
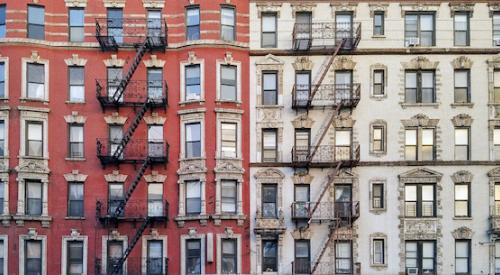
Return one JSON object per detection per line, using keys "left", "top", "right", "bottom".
{"left": 111, "top": 100, "right": 149, "bottom": 160}
{"left": 307, "top": 103, "right": 342, "bottom": 162}
{"left": 111, "top": 218, "right": 152, "bottom": 275}
{"left": 114, "top": 157, "right": 151, "bottom": 217}
{"left": 111, "top": 38, "right": 151, "bottom": 103}
{"left": 307, "top": 162, "right": 341, "bottom": 225}
{"left": 310, "top": 220, "right": 338, "bottom": 275}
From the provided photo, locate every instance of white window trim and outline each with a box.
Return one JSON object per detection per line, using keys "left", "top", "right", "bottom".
{"left": 0, "top": 235, "right": 7, "bottom": 275}
{"left": 216, "top": 231, "right": 241, "bottom": 274}
{"left": 369, "top": 179, "right": 387, "bottom": 213}
{"left": 215, "top": 178, "right": 243, "bottom": 217}
{"left": 19, "top": 231, "right": 47, "bottom": 275}
{"left": 369, "top": 233, "right": 387, "bottom": 267}
{"left": 21, "top": 52, "right": 49, "bottom": 102}
{"left": 19, "top": 107, "right": 49, "bottom": 159}
{"left": 0, "top": 108, "right": 10, "bottom": 158}
{"left": 0, "top": 57, "right": 9, "bottom": 99}
{"left": 61, "top": 231, "right": 88, "bottom": 275}
{"left": 0, "top": 177, "right": 8, "bottom": 217}
{"left": 216, "top": 52, "right": 241, "bottom": 103}
{"left": 370, "top": 64, "right": 387, "bottom": 99}
{"left": 141, "top": 233, "right": 168, "bottom": 274}
{"left": 179, "top": 110, "right": 205, "bottom": 160}
{"left": 216, "top": 109, "right": 242, "bottom": 159}
{"left": 16, "top": 177, "right": 49, "bottom": 217}
{"left": 101, "top": 234, "right": 128, "bottom": 275}
{"left": 180, "top": 52, "right": 205, "bottom": 104}
{"left": 179, "top": 179, "right": 206, "bottom": 217}
{"left": 180, "top": 232, "right": 206, "bottom": 275}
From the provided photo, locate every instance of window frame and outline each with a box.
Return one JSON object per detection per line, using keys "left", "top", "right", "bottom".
{"left": 405, "top": 240, "right": 436, "bottom": 274}
{"left": 404, "top": 183, "right": 436, "bottom": 218}
{"left": 493, "top": 12, "right": 500, "bottom": 45}
{"left": 220, "top": 64, "right": 237, "bottom": 101}
{"left": 186, "top": 6, "right": 200, "bottom": 41}
{"left": 261, "top": 12, "right": 277, "bottom": 48}
{"left": 372, "top": 69, "right": 385, "bottom": 96}
{"left": 185, "top": 64, "right": 201, "bottom": 101}
{"left": 68, "top": 66, "right": 85, "bottom": 102}
{"left": 454, "top": 69, "right": 470, "bottom": 104}
{"left": 147, "top": 240, "right": 163, "bottom": 275}
{"left": 0, "top": 61, "right": 5, "bottom": 98}
{"left": 68, "top": 123, "right": 84, "bottom": 158}
{"left": 372, "top": 125, "right": 384, "bottom": 153}
{"left": 454, "top": 127, "right": 470, "bottom": 161}
{"left": 405, "top": 70, "right": 436, "bottom": 104}
{"left": 220, "top": 122, "right": 237, "bottom": 158}
{"left": 335, "top": 241, "right": 352, "bottom": 274}
{"left": 262, "top": 128, "right": 278, "bottom": 162}
{"left": 372, "top": 238, "right": 385, "bottom": 265}
{"left": 294, "top": 239, "right": 311, "bottom": 274}
{"left": 221, "top": 238, "right": 237, "bottom": 274}
{"left": 108, "top": 182, "right": 124, "bottom": 216}
{"left": 185, "top": 122, "right": 201, "bottom": 158}
{"left": 67, "top": 181, "right": 84, "bottom": 218}
{"left": 262, "top": 239, "right": 278, "bottom": 272}
{"left": 455, "top": 240, "right": 471, "bottom": 275}
{"left": 372, "top": 183, "right": 384, "bottom": 209}
{"left": 221, "top": 180, "right": 237, "bottom": 214}
{"left": 186, "top": 239, "right": 202, "bottom": 274}
{"left": 495, "top": 183, "right": 500, "bottom": 216}
{"left": 26, "top": 121, "right": 43, "bottom": 157}
{"left": 262, "top": 71, "right": 278, "bottom": 105}
{"left": 68, "top": 8, "right": 84, "bottom": 42}
{"left": 25, "top": 239, "right": 42, "bottom": 275}
{"left": 373, "top": 11, "right": 385, "bottom": 36}
{"left": 106, "top": 8, "right": 123, "bottom": 44}
{"left": 220, "top": 5, "right": 236, "bottom": 41}
{"left": 454, "top": 12, "right": 470, "bottom": 46}
{"left": 0, "top": 5, "right": 5, "bottom": 38}
{"left": 261, "top": 183, "right": 278, "bottom": 218}
{"left": 404, "top": 12, "right": 435, "bottom": 46}
{"left": 185, "top": 180, "right": 202, "bottom": 215}
{"left": 454, "top": 182, "right": 470, "bottom": 218}
{"left": 26, "top": 63, "right": 45, "bottom": 100}
{"left": 67, "top": 240, "right": 84, "bottom": 275}
{"left": 27, "top": 5, "right": 45, "bottom": 40}
{"left": 404, "top": 127, "right": 436, "bottom": 161}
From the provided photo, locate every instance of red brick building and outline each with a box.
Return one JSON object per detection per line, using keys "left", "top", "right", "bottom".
{"left": 0, "top": 0, "right": 249, "bottom": 274}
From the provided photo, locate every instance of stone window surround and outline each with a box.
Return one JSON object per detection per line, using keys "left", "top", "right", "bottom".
{"left": 216, "top": 52, "right": 242, "bottom": 103}
{"left": 64, "top": 54, "right": 88, "bottom": 104}
{"left": 256, "top": 3, "right": 282, "bottom": 18}
{"left": 0, "top": 107, "right": 10, "bottom": 159}
{"left": 489, "top": 120, "right": 500, "bottom": 160}
{"left": 451, "top": 56, "right": 474, "bottom": 108}
{"left": 19, "top": 229, "right": 47, "bottom": 275}
{"left": 257, "top": 122, "right": 283, "bottom": 163}
{"left": 369, "top": 232, "right": 388, "bottom": 268}
{"left": 290, "top": 3, "right": 316, "bottom": 18}
{"left": 0, "top": 171, "right": 8, "bottom": 225}
{"left": 0, "top": 235, "right": 7, "bottom": 275}
{"left": 216, "top": 228, "right": 242, "bottom": 274}
{"left": 216, "top": 108, "right": 243, "bottom": 160}
{"left": 21, "top": 51, "right": 50, "bottom": 102}
{"left": 179, "top": 108, "right": 206, "bottom": 160}
{"left": 64, "top": 112, "right": 87, "bottom": 161}
{"left": 369, "top": 178, "right": 387, "bottom": 214}
{"left": 64, "top": 170, "right": 87, "bottom": 219}
{"left": 399, "top": 56, "right": 440, "bottom": 108}
{"left": 400, "top": 114, "right": 441, "bottom": 160}
{"left": 140, "top": 230, "right": 168, "bottom": 275}
{"left": 487, "top": 56, "right": 500, "bottom": 121}
{"left": 213, "top": 163, "right": 244, "bottom": 224}
{"left": 369, "top": 120, "right": 387, "bottom": 156}
{"left": 19, "top": 106, "right": 50, "bottom": 159}
{"left": 0, "top": 56, "right": 9, "bottom": 99}
{"left": 255, "top": 234, "right": 284, "bottom": 274}
{"left": 256, "top": 54, "right": 284, "bottom": 107}
{"left": 180, "top": 52, "right": 205, "bottom": 105}
{"left": 180, "top": 229, "right": 206, "bottom": 275}
{"left": 101, "top": 232, "right": 128, "bottom": 275}
{"left": 64, "top": 0, "right": 87, "bottom": 8}
{"left": 369, "top": 64, "right": 388, "bottom": 100}
{"left": 61, "top": 229, "right": 88, "bottom": 275}
{"left": 254, "top": 168, "right": 284, "bottom": 220}
{"left": 488, "top": 167, "right": 500, "bottom": 216}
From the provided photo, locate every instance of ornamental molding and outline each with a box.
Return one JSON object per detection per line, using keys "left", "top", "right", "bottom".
{"left": 110, "top": 230, "right": 121, "bottom": 239}
{"left": 224, "top": 227, "right": 234, "bottom": 238}
{"left": 144, "top": 171, "right": 167, "bottom": 183}
{"left": 449, "top": 3, "right": 474, "bottom": 16}
{"left": 292, "top": 56, "right": 314, "bottom": 71}
{"left": 489, "top": 3, "right": 500, "bottom": 16}
{"left": 254, "top": 168, "right": 285, "bottom": 180}
{"left": 27, "top": 51, "right": 44, "bottom": 64}
{"left": 177, "top": 160, "right": 207, "bottom": 176}
{"left": 369, "top": 3, "right": 389, "bottom": 17}
{"left": 256, "top": 54, "right": 284, "bottom": 66}
{"left": 69, "top": 229, "right": 81, "bottom": 239}
{"left": 451, "top": 56, "right": 473, "bottom": 69}
{"left": 291, "top": 228, "right": 312, "bottom": 239}
{"left": 103, "top": 0, "right": 126, "bottom": 8}
{"left": 403, "top": 219, "right": 438, "bottom": 239}
{"left": 330, "top": 3, "right": 357, "bottom": 17}
{"left": 143, "top": 55, "right": 166, "bottom": 68}
{"left": 399, "top": 167, "right": 443, "bottom": 181}
{"left": 64, "top": 170, "right": 88, "bottom": 182}
{"left": 143, "top": 113, "right": 166, "bottom": 125}
{"left": 400, "top": 3, "right": 440, "bottom": 17}
{"left": 64, "top": 54, "right": 87, "bottom": 66}
{"left": 104, "top": 171, "right": 128, "bottom": 183}
{"left": 402, "top": 56, "right": 439, "bottom": 70}
{"left": 291, "top": 3, "right": 316, "bottom": 17}
{"left": 142, "top": 0, "right": 164, "bottom": 9}
{"left": 187, "top": 51, "right": 202, "bottom": 65}
{"left": 256, "top": 3, "right": 282, "bottom": 17}
{"left": 64, "top": 112, "right": 87, "bottom": 124}
{"left": 291, "top": 113, "right": 314, "bottom": 128}
{"left": 488, "top": 167, "right": 500, "bottom": 178}
{"left": 451, "top": 170, "right": 473, "bottom": 184}
{"left": 15, "top": 159, "right": 50, "bottom": 174}
{"left": 214, "top": 161, "right": 244, "bottom": 175}
{"left": 333, "top": 113, "right": 354, "bottom": 128}
{"left": 451, "top": 113, "right": 473, "bottom": 127}
{"left": 292, "top": 174, "right": 314, "bottom": 185}
{"left": 64, "top": 0, "right": 87, "bottom": 7}
{"left": 104, "top": 113, "right": 127, "bottom": 125}
{"left": 27, "top": 228, "right": 38, "bottom": 238}
{"left": 223, "top": 52, "right": 234, "bottom": 64}
{"left": 401, "top": 114, "right": 439, "bottom": 127}
{"left": 331, "top": 56, "right": 356, "bottom": 71}
{"left": 451, "top": 226, "right": 473, "bottom": 239}
{"left": 103, "top": 55, "right": 126, "bottom": 67}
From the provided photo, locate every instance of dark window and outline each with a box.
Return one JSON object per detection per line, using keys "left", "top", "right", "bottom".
{"left": 293, "top": 185, "right": 310, "bottom": 219}
{"left": 372, "top": 126, "right": 384, "bottom": 152}
{"left": 221, "top": 122, "right": 237, "bottom": 158}
{"left": 262, "top": 184, "right": 277, "bottom": 218}
{"left": 185, "top": 64, "right": 201, "bottom": 101}
{"left": 69, "top": 8, "right": 84, "bottom": 42}
{"left": 28, "top": 5, "right": 45, "bottom": 40}
{"left": 0, "top": 5, "right": 5, "bottom": 38}
{"left": 262, "top": 240, "right": 277, "bottom": 272}
{"left": 262, "top": 129, "right": 277, "bottom": 162}
{"left": 69, "top": 124, "right": 84, "bottom": 158}
{"left": 25, "top": 240, "right": 42, "bottom": 275}
{"left": 68, "top": 182, "right": 84, "bottom": 217}
{"left": 26, "top": 121, "right": 43, "bottom": 157}
{"left": 373, "top": 11, "right": 384, "bottom": 35}
{"left": 148, "top": 125, "right": 163, "bottom": 158}
{"left": 454, "top": 12, "right": 469, "bottom": 46}
{"left": 261, "top": 13, "right": 277, "bottom": 48}
{"left": 405, "top": 184, "right": 435, "bottom": 217}
{"left": 186, "top": 239, "right": 201, "bottom": 274}
{"left": 185, "top": 122, "right": 201, "bottom": 158}
{"left": 27, "top": 63, "right": 45, "bottom": 100}
{"left": 147, "top": 10, "right": 162, "bottom": 37}
{"left": 108, "top": 183, "right": 124, "bottom": 216}
{"left": 405, "top": 13, "right": 435, "bottom": 46}
{"left": 493, "top": 13, "right": 500, "bottom": 45}
{"left": 372, "top": 183, "right": 384, "bottom": 209}
{"left": 220, "top": 65, "right": 237, "bottom": 101}
{"left": 69, "top": 66, "right": 84, "bottom": 102}
{"left": 147, "top": 68, "right": 163, "bottom": 100}
{"left": 455, "top": 240, "right": 470, "bottom": 274}
{"left": 373, "top": 239, "right": 385, "bottom": 265}
{"left": 67, "top": 240, "right": 84, "bottom": 275}
{"left": 0, "top": 182, "right": 3, "bottom": 215}
{"left": 109, "top": 125, "right": 123, "bottom": 159}
{"left": 373, "top": 70, "right": 384, "bottom": 96}
{"left": 186, "top": 7, "right": 200, "bottom": 40}
{"left": 0, "top": 121, "right": 4, "bottom": 156}
{"left": 107, "top": 241, "right": 123, "bottom": 275}
{"left": 335, "top": 241, "right": 352, "bottom": 274}
{"left": 221, "top": 180, "right": 237, "bottom": 214}
{"left": 455, "top": 183, "right": 470, "bottom": 217}
{"left": 0, "top": 239, "right": 4, "bottom": 275}
{"left": 455, "top": 127, "right": 470, "bottom": 161}
{"left": 107, "top": 8, "right": 123, "bottom": 44}
{"left": 221, "top": 239, "right": 237, "bottom": 274}
{"left": 495, "top": 241, "right": 500, "bottom": 274}
{"left": 405, "top": 70, "right": 435, "bottom": 103}
{"left": 221, "top": 6, "right": 235, "bottom": 41}
{"left": 262, "top": 71, "right": 277, "bottom": 105}
{"left": 294, "top": 240, "right": 310, "bottom": 274}
{"left": 454, "top": 70, "right": 470, "bottom": 104}
{"left": 147, "top": 240, "right": 163, "bottom": 275}
{"left": 405, "top": 241, "right": 435, "bottom": 275}
{"left": 0, "top": 62, "right": 4, "bottom": 98}
{"left": 496, "top": 183, "right": 500, "bottom": 215}
{"left": 186, "top": 180, "right": 201, "bottom": 215}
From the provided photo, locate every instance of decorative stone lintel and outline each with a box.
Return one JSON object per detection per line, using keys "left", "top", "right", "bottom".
{"left": 292, "top": 113, "right": 314, "bottom": 128}
{"left": 292, "top": 56, "right": 314, "bottom": 71}
{"left": 451, "top": 226, "right": 473, "bottom": 239}
{"left": 369, "top": 3, "right": 389, "bottom": 17}
{"left": 65, "top": 0, "right": 87, "bottom": 7}
{"left": 64, "top": 54, "right": 87, "bottom": 66}
{"left": 256, "top": 3, "right": 282, "bottom": 17}
{"left": 104, "top": 113, "right": 127, "bottom": 125}
{"left": 144, "top": 171, "right": 167, "bottom": 183}
{"left": 451, "top": 170, "right": 473, "bottom": 184}
{"left": 331, "top": 56, "right": 356, "bottom": 71}
{"left": 143, "top": 55, "right": 166, "bottom": 68}
{"left": 104, "top": 170, "right": 127, "bottom": 183}
{"left": 291, "top": 3, "right": 316, "bottom": 17}
{"left": 212, "top": 214, "right": 246, "bottom": 227}
{"left": 174, "top": 215, "right": 210, "bottom": 228}
{"left": 142, "top": 0, "right": 164, "bottom": 9}
{"left": 331, "top": 2, "right": 357, "bottom": 17}
{"left": 399, "top": 167, "right": 443, "bottom": 181}
{"left": 103, "top": 55, "right": 126, "bottom": 67}
{"left": 103, "top": 0, "right": 126, "bottom": 8}
{"left": 401, "top": 114, "right": 439, "bottom": 127}
{"left": 451, "top": 114, "right": 473, "bottom": 127}
{"left": 64, "top": 170, "right": 88, "bottom": 182}
{"left": 292, "top": 174, "right": 314, "bottom": 185}
{"left": 400, "top": 3, "right": 440, "bottom": 17}
{"left": 144, "top": 113, "right": 166, "bottom": 125}
{"left": 64, "top": 111, "right": 87, "bottom": 124}
{"left": 402, "top": 56, "right": 439, "bottom": 70}
{"left": 449, "top": 3, "right": 474, "bottom": 16}
{"left": 403, "top": 218, "right": 438, "bottom": 239}
{"left": 451, "top": 56, "right": 473, "bottom": 69}
{"left": 291, "top": 228, "right": 312, "bottom": 239}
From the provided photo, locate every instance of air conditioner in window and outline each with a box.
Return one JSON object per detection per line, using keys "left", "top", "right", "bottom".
{"left": 405, "top": 37, "right": 420, "bottom": 47}
{"left": 407, "top": 268, "right": 419, "bottom": 275}
{"left": 494, "top": 39, "right": 500, "bottom": 46}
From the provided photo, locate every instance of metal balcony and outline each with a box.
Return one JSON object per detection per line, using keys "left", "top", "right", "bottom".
{"left": 291, "top": 259, "right": 311, "bottom": 275}
{"left": 96, "top": 79, "right": 168, "bottom": 110}
{"left": 95, "top": 256, "right": 169, "bottom": 275}
{"left": 291, "top": 144, "right": 360, "bottom": 168}
{"left": 95, "top": 18, "right": 167, "bottom": 51}
{"left": 292, "top": 22, "right": 361, "bottom": 51}
{"left": 292, "top": 83, "right": 360, "bottom": 110}
{"left": 96, "top": 138, "right": 169, "bottom": 165}
{"left": 291, "top": 201, "right": 360, "bottom": 222}
{"left": 96, "top": 199, "right": 169, "bottom": 225}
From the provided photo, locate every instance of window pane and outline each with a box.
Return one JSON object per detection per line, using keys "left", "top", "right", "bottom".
{"left": 455, "top": 184, "right": 468, "bottom": 200}
{"left": 495, "top": 129, "right": 500, "bottom": 145}
{"left": 405, "top": 72, "right": 417, "bottom": 88}
{"left": 421, "top": 72, "right": 434, "bottom": 88}
{"left": 28, "top": 64, "right": 45, "bottom": 83}
{"left": 295, "top": 186, "right": 309, "bottom": 202}
{"left": 28, "top": 6, "right": 44, "bottom": 25}
{"left": 28, "top": 123, "right": 42, "bottom": 140}
{"left": 186, "top": 123, "right": 201, "bottom": 142}
{"left": 186, "top": 181, "right": 201, "bottom": 198}
{"left": 405, "top": 129, "right": 417, "bottom": 145}
{"left": 405, "top": 185, "right": 417, "bottom": 201}
{"left": 263, "top": 73, "right": 276, "bottom": 90}
{"left": 69, "top": 183, "right": 83, "bottom": 200}
{"left": 455, "top": 71, "right": 468, "bottom": 87}
{"left": 421, "top": 15, "right": 434, "bottom": 31}
{"left": 422, "top": 185, "right": 434, "bottom": 201}
{"left": 262, "top": 15, "right": 276, "bottom": 32}
{"left": 187, "top": 8, "right": 199, "bottom": 26}
{"left": 221, "top": 8, "right": 235, "bottom": 26}
{"left": 70, "top": 126, "right": 83, "bottom": 142}
{"left": 455, "top": 129, "right": 468, "bottom": 145}
{"left": 295, "top": 241, "right": 309, "bottom": 257}
{"left": 422, "top": 242, "right": 434, "bottom": 257}
{"left": 335, "top": 131, "right": 351, "bottom": 146}
{"left": 263, "top": 131, "right": 276, "bottom": 147}
{"left": 422, "top": 129, "right": 434, "bottom": 145}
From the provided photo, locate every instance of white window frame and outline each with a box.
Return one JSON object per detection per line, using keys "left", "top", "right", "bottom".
{"left": 180, "top": 233, "right": 205, "bottom": 275}
{"left": 217, "top": 110, "right": 242, "bottom": 159}
{"left": 0, "top": 235, "right": 7, "bottom": 275}
{"left": 216, "top": 54, "right": 241, "bottom": 102}
{"left": 19, "top": 232, "right": 47, "bottom": 275}
{"left": 61, "top": 232, "right": 88, "bottom": 275}
{"left": 216, "top": 232, "right": 241, "bottom": 274}
{"left": 141, "top": 233, "right": 168, "bottom": 275}
{"left": 21, "top": 54, "right": 49, "bottom": 102}
{"left": 20, "top": 107, "right": 49, "bottom": 159}
{"left": 101, "top": 235, "right": 128, "bottom": 275}
{"left": 180, "top": 112, "right": 205, "bottom": 159}
{"left": 180, "top": 53, "right": 205, "bottom": 104}
{"left": 0, "top": 57, "right": 9, "bottom": 99}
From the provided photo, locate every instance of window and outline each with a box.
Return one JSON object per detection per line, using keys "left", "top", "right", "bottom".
{"left": 185, "top": 64, "right": 201, "bottom": 101}
{"left": 493, "top": 13, "right": 500, "bottom": 45}
{"left": 0, "top": 182, "right": 3, "bottom": 215}
{"left": 108, "top": 183, "right": 124, "bottom": 216}
{"left": 405, "top": 184, "right": 435, "bottom": 217}
{"left": 69, "top": 124, "right": 84, "bottom": 158}
{"left": 186, "top": 180, "right": 201, "bottom": 215}
{"left": 0, "top": 240, "right": 4, "bottom": 275}
{"left": 107, "top": 8, "right": 123, "bottom": 44}
{"left": 495, "top": 128, "right": 500, "bottom": 160}
{"left": 25, "top": 240, "right": 42, "bottom": 275}
{"left": 67, "top": 241, "right": 84, "bottom": 275}
{"left": 148, "top": 183, "right": 163, "bottom": 217}
{"left": 454, "top": 12, "right": 469, "bottom": 46}
{"left": 0, "top": 62, "right": 4, "bottom": 98}
{"left": 261, "top": 13, "right": 277, "bottom": 48}
{"left": 221, "top": 123, "right": 237, "bottom": 158}
{"left": 405, "top": 241, "right": 435, "bottom": 274}
{"left": 373, "top": 239, "right": 385, "bottom": 265}
{"left": 28, "top": 5, "right": 45, "bottom": 40}
{"left": 455, "top": 240, "right": 470, "bottom": 274}
{"left": 107, "top": 67, "right": 123, "bottom": 102}
{"left": 0, "top": 5, "right": 5, "bottom": 38}
{"left": 335, "top": 129, "right": 352, "bottom": 160}
{"left": 262, "top": 71, "right": 277, "bottom": 105}
{"left": 0, "top": 121, "right": 4, "bottom": 156}
{"left": 496, "top": 183, "right": 500, "bottom": 215}
{"left": 293, "top": 185, "right": 310, "bottom": 218}
{"left": 294, "top": 240, "right": 310, "bottom": 274}
{"left": 262, "top": 240, "right": 277, "bottom": 272}
{"left": 372, "top": 183, "right": 384, "bottom": 209}
{"left": 496, "top": 241, "right": 500, "bottom": 274}
{"left": 186, "top": 7, "right": 200, "bottom": 40}
{"left": 405, "top": 129, "right": 417, "bottom": 160}
{"left": 185, "top": 122, "right": 201, "bottom": 158}
{"left": 68, "top": 182, "right": 84, "bottom": 217}
{"left": 373, "top": 11, "right": 384, "bottom": 35}
{"left": 295, "top": 71, "right": 311, "bottom": 103}
{"left": 107, "top": 241, "right": 123, "bottom": 275}
{"left": 495, "top": 70, "right": 500, "bottom": 103}
{"left": 454, "top": 70, "right": 470, "bottom": 103}
{"left": 27, "top": 63, "right": 45, "bottom": 100}
{"left": 186, "top": 239, "right": 201, "bottom": 274}
{"left": 404, "top": 128, "right": 435, "bottom": 161}
{"left": 455, "top": 128, "right": 470, "bottom": 160}
{"left": 405, "top": 70, "right": 435, "bottom": 103}
{"left": 147, "top": 10, "right": 162, "bottom": 38}
{"left": 405, "top": 13, "right": 435, "bottom": 46}
{"left": 221, "top": 180, "right": 237, "bottom": 214}
{"left": 148, "top": 125, "right": 163, "bottom": 158}
{"left": 109, "top": 125, "right": 123, "bottom": 159}
{"left": 69, "top": 8, "right": 84, "bottom": 42}
{"left": 26, "top": 121, "right": 43, "bottom": 157}
{"left": 372, "top": 126, "right": 384, "bottom": 152}
{"left": 373, "top": 70, "right": 384, "bottom": 96}
{"left": 221, "top": 7, "right": 235, "bottom": 41}
{"left": 294, "top": 129, "right": 310, "bottom": 161}
{"left": 220, "top": 65, "right": 237, "bottom": 101}
{"left": 69, "top": 66, "right": 84, "bottom": 102}
{"left": 261, "top": 184, "right": 277, "bottom": 218}
{"left": 221, "top": 239, "right": 237, "bottom": 274}
{"left": 336, "top": 241, "right": 352, "bottom": 274}
{"left": 262, "top": 129, "right": 277, "bottom": 162}
{"left": 147, "top": 240, "right": 163, "bottom": 275}
{"left": 455, "top": 183, "right": 470, "bottom": 217}
{"left": 147, "top": 68, "right": 163, "bottom": 100}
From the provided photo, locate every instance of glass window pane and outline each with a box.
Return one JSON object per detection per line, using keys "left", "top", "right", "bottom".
{"left": 186, "top": 123, "right": 201, "bottom": 142}
{"left": 455, "top": 129, "right": 468, "bottom": 145}
{"left": 69, "top": 183, "right": 83, "bottom": 200}
{"left": 28, "top": 6, "right": 45, "bottom": 25}
{"left": 70, "top": 126, "right": 83, "bottom": 142}
{"left": 421, "top": 72, "right": 434, "bottom": 88}
{"left": 295, "top": 186, "right": 309, "bottom": 202}
{"left": 405, "top": 130, "right": 417, "bottom": 145}
{"left": 186, "top": 181, "right": 201, "bottom": 198}
{"left": 69, "top": 9, "right": 84, "bottom": 26}
{"left": 422, "top": 242, "right": 434, "bottom": 256}
{"left": 335, "top": 131, "right": 351, "bottom": 146}
{"left": 454, "top": 71, "right": 468, "bottom": 87}
{"left": 405, "top": 185, "right": 417, "bottom": 201}
{"left": 221, "top": 8, "right": 235, "bottom": 26}
{"left": 28, "top": 64, "right": 45, "bottom": 83}
{"left": 262, "top": 15, "right": 276, "bottom": 32}
{"left": 405, "top": 72, "right": 417, "bottom": 88}
{"left": 187, "top": 8, "right": 200, "bottom": 26}
{"left": 263, "top": 73, "right": 276, "bottom": 90}
{"left": 455, "top": 185, "right": 468, "bottom": 200}
{"left": 422, "top": 129, "right": 434, "bottom": 145}
{"left": 422, "top": 185, "right": 434, "bottom": 201}
{"left": 421, "top": 15, "right": 434, "bottom": 31}
{"left": 148, "top": 125, "right": 163, "bottom": 140}
{"left": 28, "top": 123, "right": 42, "bottom": 140}
{"left": 263, "top": 131, "right": 276, "bottom": 147}
{"left": 495, "top": 129, "right": 500, "bottom": 145}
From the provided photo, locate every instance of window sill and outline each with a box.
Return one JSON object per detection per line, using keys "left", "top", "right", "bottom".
{"left": 369, "top": 151, "right": 387, "bottom": 157}
{"left": 215, "top": 156, "right": 243, "bottom": 161}
{"left": 20, "top": 98, "right": 49, "bottom": 104}
{"left": 370, "top": 264, "right": 388, "bottom": 268}
{"left": 19, "top": 155, "right": 48, "bottom": 160}
{"left": 212, "top": 214, "right": 246, "bottom": 226}
{"left": 65, "top": 157, "right": 86, "bottom": 161}
{"left": 65, "top": 101, "right": 86, "bottom": 104}
{"left": 179, "top": 157, "right": 206, "bottom": 162}
{"left": 451, "top": 103, "right": 473, "bottom": 108}
{"left": 256, "top": 105, "right": 283, "bottom": 109}
{"left": 13, "top": 214, "right": 52, "bottom": 227}
{"left": 400, "top": 103, "right": 439, "bottom": 108}
{"left": 179, "top": 99, "right": 205, "bottom": 106}
{"left": 216, "top": 100, "right": 242, "bottom": 105}
{"left": 174, "top": 214, "right": 209, "bottom": 227}
{"left": 371, "top": 35, "right": 386, "bottom": 39}
{"left": 453, "top": 217, "right": 472, "bottom": 220}
{"left": 369, "top": 208, "right": 387, "bottom": 215}
{"left": 370, "top": 94, "right": 387, "bottom": 101}
{"left": 65, "top": 217, "right": 85, "bottom": 220}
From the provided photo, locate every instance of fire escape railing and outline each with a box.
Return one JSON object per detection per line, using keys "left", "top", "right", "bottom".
{"left": 96, "top": 79, "right": 168, "bottom": 109}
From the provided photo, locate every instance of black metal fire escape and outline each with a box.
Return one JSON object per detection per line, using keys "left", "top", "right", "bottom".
{"left": 95, "top": 17, "right": 169, "bottom": 275}
{"left": 290, "top": 21, "right": 361, "bottom": 275}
